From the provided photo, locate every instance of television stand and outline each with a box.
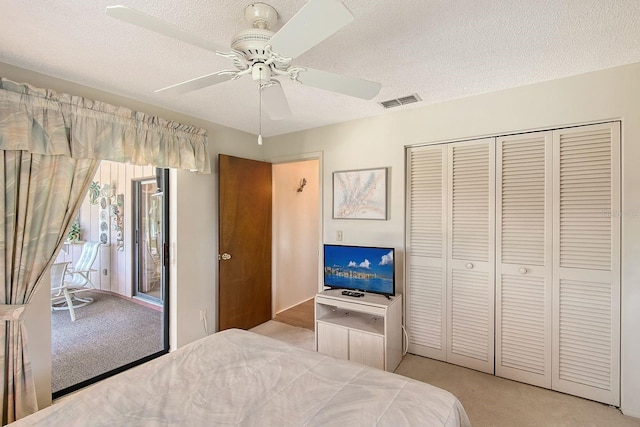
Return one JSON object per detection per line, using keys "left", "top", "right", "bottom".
{"left": 315, "top": 289, "right": 402, "bottom": 371}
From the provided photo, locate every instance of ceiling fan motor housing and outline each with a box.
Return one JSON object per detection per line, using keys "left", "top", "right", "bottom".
{"left": 231, "top": 28, "right": 274, "bottom": 62}
{"left": 232, "top": 3, "right": 284, "bottom": 67}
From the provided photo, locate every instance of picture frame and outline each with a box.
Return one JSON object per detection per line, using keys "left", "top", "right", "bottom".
{"left": 332, "top": 167, "right": 388, "bottom": 220}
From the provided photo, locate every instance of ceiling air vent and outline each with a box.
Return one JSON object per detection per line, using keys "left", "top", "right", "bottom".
{"left": 379, "top": 94, "right": 422, "bottom": 109}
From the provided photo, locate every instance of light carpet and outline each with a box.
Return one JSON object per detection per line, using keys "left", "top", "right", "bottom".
{"left": 396, "top": 354, "right": 640, "bottom": 427}
{"left": 52, "top": 291, "right": 163, "bottom": 393}
{"left": 250, "top": 320, "right": 639, "bottom": 426}
{"left": 250, "top": 320, "right": 315, "bottom": 351}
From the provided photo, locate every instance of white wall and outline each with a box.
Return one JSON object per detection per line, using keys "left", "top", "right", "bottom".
{"left": 25, "top": 279, "right": 52, "bottom": 409}
{"left": 272, "top": 159, "right": 320, "bottom": 313}
{"left": 263, "top": 63, "right": 640, "bottom": 418}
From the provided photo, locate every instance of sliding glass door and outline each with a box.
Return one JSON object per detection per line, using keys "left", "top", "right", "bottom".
{"left": 52, "top": 164, "right": 170, "bottom": 399}
{"left": 133, "top": 170, "right": 168, "bottom": 305}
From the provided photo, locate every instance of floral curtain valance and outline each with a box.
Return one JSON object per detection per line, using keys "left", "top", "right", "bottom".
{"left": 0, "top": 78, "right": 210, "bottom": 173}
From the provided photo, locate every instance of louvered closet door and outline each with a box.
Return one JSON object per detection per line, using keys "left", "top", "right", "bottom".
{"left": 495, "top": 132, "right": 553, "bottom": 387}
{"left": 446, "top": 138, "right": 495, "bottom": 374}
{"left": 552, "top": 122, "right": 620, "bottom": 406}
{"left": 406, "top": 145, "right": 448, "bottom": 360}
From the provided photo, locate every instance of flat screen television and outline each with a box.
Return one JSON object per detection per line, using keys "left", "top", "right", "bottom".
{"left": 323, "top": 244, "right": 395, "bottom": 296}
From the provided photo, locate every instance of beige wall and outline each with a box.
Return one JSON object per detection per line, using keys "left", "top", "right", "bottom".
{"left": 169, "top": 126, "right": 264, "bottom": 349}
{"left": 263, "top": 63, "right": 640, "bottom": 418}
{"left": 272, "top": 159, "right": 320, "bottom": 313}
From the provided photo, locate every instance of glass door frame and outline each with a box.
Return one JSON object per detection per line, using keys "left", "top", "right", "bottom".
{"left": 132, "top": 168, "right": 170, "bottom": 351}
{"left": 133, "top": 174, "right": 164, "bottom": 304}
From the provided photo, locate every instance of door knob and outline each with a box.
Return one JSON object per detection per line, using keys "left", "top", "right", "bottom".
{"left": 219, "top": 253, "right": 232, "bottom": 261}
{"left": 465, "top": 263, "right": 474, "bottom": 269}
{"left": 519, "top": 267, "right": 527, "bottom": 274}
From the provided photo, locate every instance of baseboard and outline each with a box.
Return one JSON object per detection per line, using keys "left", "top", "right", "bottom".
{"left": 275, "top": 296, "right": 314, "bottom": 315}
{"left": 87, "top": 289, "right": 163, "bottom": 312}
{"left": 621, "top": 407, "right": 640, "bottom": 419}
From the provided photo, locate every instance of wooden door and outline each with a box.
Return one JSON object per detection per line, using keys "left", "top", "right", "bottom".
{"left": 218, "top": 154, "right": 272, "bottom": 330}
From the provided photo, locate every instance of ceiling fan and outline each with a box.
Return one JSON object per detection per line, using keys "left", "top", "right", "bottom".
{"left": 105, "top": 0, "right": 382, "bottom": 122}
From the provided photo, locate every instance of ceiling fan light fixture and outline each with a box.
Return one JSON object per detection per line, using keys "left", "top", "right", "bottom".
{"left": 252, "top": 63, "right": 270, "bottom": 83}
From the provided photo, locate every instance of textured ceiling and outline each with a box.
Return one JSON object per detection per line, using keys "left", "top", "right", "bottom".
{"left": 1, "top": 1, "right": 640, "bottom": 137}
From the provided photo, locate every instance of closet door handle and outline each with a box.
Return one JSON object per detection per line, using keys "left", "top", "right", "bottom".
{"left": 519, "top": 267, "right": 528, "bottom": 274}
{"left": 465, "top": 263, "right": 474, "bottom": 269}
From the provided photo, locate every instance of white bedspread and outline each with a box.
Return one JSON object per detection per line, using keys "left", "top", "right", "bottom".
{"left": 12, "top": 329, "right": 470, "bottom": 426}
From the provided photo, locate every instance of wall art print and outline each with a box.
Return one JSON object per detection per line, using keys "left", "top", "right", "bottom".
{"left": 333, "top": 167, "right": 388, "bottom": 220}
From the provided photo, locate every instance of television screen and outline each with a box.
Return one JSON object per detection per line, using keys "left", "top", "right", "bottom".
{"left": 323, "top": 244, "right": 395, "bottom": 296}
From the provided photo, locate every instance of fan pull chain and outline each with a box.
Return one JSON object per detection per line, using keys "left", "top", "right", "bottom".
{"left": 258, "top": 67, "right": 263, "bottom": 145}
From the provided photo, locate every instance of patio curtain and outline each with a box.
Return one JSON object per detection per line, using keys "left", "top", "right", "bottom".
{"left": 0, "top": 153, "right": 98, "bottom": 423}
{"left": 0, "top": 78, "right": 210, "bottom": 424}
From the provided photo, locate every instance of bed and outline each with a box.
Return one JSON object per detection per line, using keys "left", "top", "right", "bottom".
{"left": 11, "top": 329, "right": 470, "bottom": 426}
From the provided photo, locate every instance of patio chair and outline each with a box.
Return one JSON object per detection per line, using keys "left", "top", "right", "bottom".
{"left": 64, "top": 241, "right": 101, "bottom": 289}
{"left": 50, "top": 261, "right": 81, "bottom": 321}
{"left": 50, "top": 241, "right": 101, "bottom": 321}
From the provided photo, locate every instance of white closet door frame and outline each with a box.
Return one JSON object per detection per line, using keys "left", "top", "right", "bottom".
{"left": 405, "top": 145, "right": 448, "bottom": 360}
{"left": 495, "top": 131, "right": 553, "bottom": 388}
{"left": 552, "top": 122, "right": 621, "bottom": 406}
{"left": 446, "top": 138, "right": 496, "bottom": 374}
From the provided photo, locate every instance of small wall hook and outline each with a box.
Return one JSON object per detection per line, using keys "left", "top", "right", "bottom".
{"left": 297, "top": 178, "right": 307, "bottom": 192}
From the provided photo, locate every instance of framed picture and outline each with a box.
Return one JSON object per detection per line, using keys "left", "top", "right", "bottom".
{"left": 333, "top": 167, "right": 388, "bottom": 220}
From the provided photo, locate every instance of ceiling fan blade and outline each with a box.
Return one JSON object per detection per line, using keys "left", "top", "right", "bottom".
{"left": 268, "top": 0, "right": 354, "bottom": 59}
{"left": 297, "top": 67, "right": 381, "bottom": 100}
{"left": 105, "top": 5, "right": 223, "bottom": 53}
{"left": 155, "top": 72, "right": 235, "bottom": 95}
{"left": 261, "top": 82, "right": 292, "bottom": 120}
